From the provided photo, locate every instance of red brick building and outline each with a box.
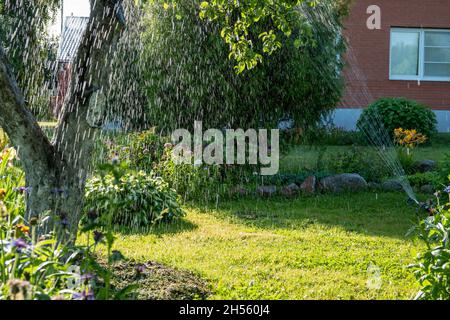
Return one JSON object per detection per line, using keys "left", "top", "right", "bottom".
{"left": 335, "top": 0, "right": 450, "bottom": 132}
{"left": 54, "top": 16, "right": 89, "bottom": 118}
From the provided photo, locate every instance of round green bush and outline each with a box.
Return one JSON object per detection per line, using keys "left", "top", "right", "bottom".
{"left": 85, "top": 171, "right": 184, "bottom": 228}
{"left": 357, "top": 98, "right": 437, "bottom": 139}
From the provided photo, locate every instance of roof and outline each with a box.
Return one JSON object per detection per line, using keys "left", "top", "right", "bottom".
{"left": 57, "top": 16, "right": 89, "bottom": 62}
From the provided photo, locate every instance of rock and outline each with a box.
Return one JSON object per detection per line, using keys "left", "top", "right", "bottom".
{"left": 257, "top": 186, "right": 277, "bottom": 197}
{"left": 420, "top": 184, "right": 435, "bottom": 195}
{"left": 319, "top": 174, "right": 368, "bottom": 193}
{"left": 300, "top": 176, "right": 316, "bottom": 194}
{"left": 382, "top": 179, "right": 404, "bottom": 192}
{"left": 414, "top": 160, "right": 437, "bottom": 173}
{"left": 281, "top": 183, "right": 300, "bottom": 197}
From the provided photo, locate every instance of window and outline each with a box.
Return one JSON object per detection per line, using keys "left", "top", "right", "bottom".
{"left": 390, "top": 28, "right": 450, "bottom": 81}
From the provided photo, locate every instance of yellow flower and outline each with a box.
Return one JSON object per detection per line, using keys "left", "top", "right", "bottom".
{"left": 0, "top": 188, "right": 6, "bottom": 200}
{"left": 15, "top": 224, "right": 30, "bottom": 235}
{"left": 394, "top": 127, "right": 427, "bottom": 149}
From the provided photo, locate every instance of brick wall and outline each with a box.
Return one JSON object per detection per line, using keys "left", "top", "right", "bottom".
{"left": 340, "top": 0, "right": 450, "bottom": 110}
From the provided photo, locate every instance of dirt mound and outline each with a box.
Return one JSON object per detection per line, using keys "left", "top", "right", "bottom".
{"left": 111, "top": 260, "right": 210, "bottom": 300}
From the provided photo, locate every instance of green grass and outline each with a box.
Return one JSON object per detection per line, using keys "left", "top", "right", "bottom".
{"left": 111, "top": 192, "right": 423, "bottom": 300}
{"left": 37, "top": 121, "right": 57, "bottom": 128}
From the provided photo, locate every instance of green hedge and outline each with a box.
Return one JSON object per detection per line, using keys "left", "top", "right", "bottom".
{"left": 357, "top": 98, "right": 437, "bottom": 139}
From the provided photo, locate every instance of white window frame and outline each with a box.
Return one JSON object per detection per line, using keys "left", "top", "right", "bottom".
{"left": 390, "top": 28, "right": 450, "bottom": 82}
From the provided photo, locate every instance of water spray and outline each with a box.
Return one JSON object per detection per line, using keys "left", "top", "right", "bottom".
{"left": 407, "top": 196, "right": 435, "bottom": 215}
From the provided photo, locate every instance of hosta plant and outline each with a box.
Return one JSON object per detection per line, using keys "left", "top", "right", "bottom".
{"left": 85, "top": 164, "right": 185, "bottom": 228}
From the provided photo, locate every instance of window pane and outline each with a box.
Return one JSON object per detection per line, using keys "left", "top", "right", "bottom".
{"left": 425, "top": 31, "right": 450, "bottom": 47}
{"left": 425, "top": 47, "right": 450, "bottom": 63}
{"left": 424, "top": 63, "right": 450, "bottom": 77}
{"left": 391, "top": 31, "right": 419, "bottom": 76}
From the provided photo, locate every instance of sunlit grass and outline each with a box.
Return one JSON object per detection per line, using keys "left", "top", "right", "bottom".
{"left": 111, "top": 192, "right": 423, "bottom": 300}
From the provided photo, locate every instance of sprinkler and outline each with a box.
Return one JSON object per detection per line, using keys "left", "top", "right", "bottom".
{"left": 407, "top": 197, "right": 435, "bottom": 215}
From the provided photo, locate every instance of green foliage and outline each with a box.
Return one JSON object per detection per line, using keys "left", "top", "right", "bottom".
{"left": 325, "top": 146, "right": 390, "bottom": 182}
{"left": 143, "top": 0, "right": 346, "bottom": 131}
{"left": 409, "top": 186, "right": 450, "bottom": 300}
{"left": 199, "top": 0, "right": 351, "bottom": 72}
{"left": 302, "top": 125, "right": 367, "bottom": 146}
{"left": 357, "top": 98, "right": 438, "bottom": 139}
{"left": 153, "top": 148, "right": 228, "bottom": 202}
{"left": 0, "top": 145, "right": 135, "bottom": 300}
{"left": 0, "top": 212, "right": 87, "bottom": 300}
{"left": 440, "top": 153, "right": 450, "bottom": 184}
{"left": 0, "top": 0, "right": 59, "bottom": 120}
{"left": 85, "top": 167, "right": 185, "bottom": 228}
{"left": 407, "top": 172, "right": 441, "bottom": 188}
{"left": 105, "top": 130, "right": 169, "bottom": 172}
{"left": 396, "top": 148, "right": 415, "bottom": 175}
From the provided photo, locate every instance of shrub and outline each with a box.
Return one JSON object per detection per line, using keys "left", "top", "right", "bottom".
{"left": 407, "top": 172, "right": 441, "bottom": 188}
{"left": 409, "top": 180, "right": 450, "bottom": 300}
{"left": 357, "top": 98, "right": 437, "bottom": 139}
{"left": 85, "top": 169, "right": 184, "bottom": 228}
{"left": 105, "top": 130, "right": 169, "bottom": 171}
{"left": 152, "top": 148, "right": 229, "bottom": 202}
{"left": 325, "top": 147, "right": 391, "bottom": 182}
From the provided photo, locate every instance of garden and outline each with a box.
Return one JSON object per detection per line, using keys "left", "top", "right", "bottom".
{"left": 0, "top": 0, "right": 449, "bottom": 302}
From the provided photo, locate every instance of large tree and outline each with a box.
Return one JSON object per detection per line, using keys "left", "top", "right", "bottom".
{"left": 0, "top": 0, "right": 349, "bottom": 242}
{"left": 0, "top": 0, "right": 126, "bottom": 242}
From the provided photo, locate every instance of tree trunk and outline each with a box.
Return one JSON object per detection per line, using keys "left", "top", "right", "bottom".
{"left": 0, "top": 0, "right": 125, "bottom": 243}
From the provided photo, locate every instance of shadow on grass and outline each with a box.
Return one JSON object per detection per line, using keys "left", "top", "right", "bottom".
{"left": 115, "top": 218, "right": 198, "bottom": 237}
{"left": 202, "top": 191, "right": 427, "bottom": 239}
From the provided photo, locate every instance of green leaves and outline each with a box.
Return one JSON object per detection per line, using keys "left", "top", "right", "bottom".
{"left": 409, "top": 181, "right": 450, "bottom": 300}
{"left": 357, "top": 98, "right": 438, "bottom": 140}
{"left": 85, "top": 170, "right": 185, "bottom": 228}
{"left": 199, "top": 0, "right": 311, "bottom": 72}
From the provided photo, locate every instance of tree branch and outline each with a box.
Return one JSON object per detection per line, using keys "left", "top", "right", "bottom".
{"left": 0, "top": 45, "right": 56, "bottom": 176}
{"left": 54, "top": 0, "right": 125, "bottom": 174}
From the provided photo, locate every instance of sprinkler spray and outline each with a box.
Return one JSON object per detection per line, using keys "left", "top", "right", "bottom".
{"left": 407, "top": 196, "right": 435, "bottom": 215}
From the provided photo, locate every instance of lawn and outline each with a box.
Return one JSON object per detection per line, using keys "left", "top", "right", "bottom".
{"left": 111, "top": 192, "right": 423, "bottom": 300}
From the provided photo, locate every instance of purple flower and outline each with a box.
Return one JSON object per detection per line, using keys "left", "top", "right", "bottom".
{"left": 13, "top": 187, "right": 30, "bottom": 194}
{"left": 444, "top": 186, "right": 450, "bottom": 194}
{"left": 72, "top": 289, "right": 95, "bottom": 301}
{"left": 135, "top": 264, "right": 147, "bottom": 274}
{"left": 12, "top": 238, "right": 28, "bottom": 252}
